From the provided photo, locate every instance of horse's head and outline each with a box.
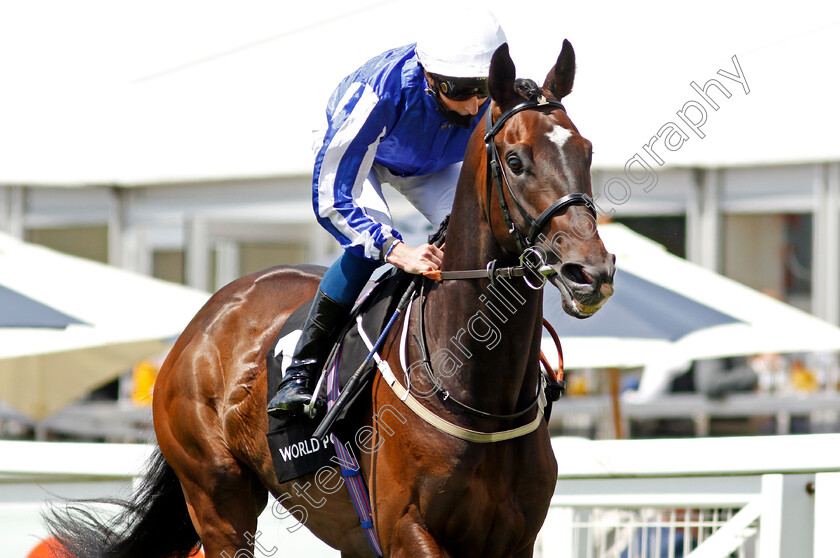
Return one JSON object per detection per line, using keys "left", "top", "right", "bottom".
{"left": 483, "top": 40, "right": 615, "bottom": 318}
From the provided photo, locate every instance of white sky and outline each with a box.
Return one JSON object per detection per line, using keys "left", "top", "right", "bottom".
{"left": 1, "top": 0, "right": 839, "bottom": 185}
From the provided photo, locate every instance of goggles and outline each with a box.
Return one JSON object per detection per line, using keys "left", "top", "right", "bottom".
{"left": 432, "top": 74, "right": 489, "bottom": 101}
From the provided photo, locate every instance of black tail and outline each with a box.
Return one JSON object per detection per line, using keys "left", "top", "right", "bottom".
{"left": 45, "top": 447, "right": 201, "bottom": 558}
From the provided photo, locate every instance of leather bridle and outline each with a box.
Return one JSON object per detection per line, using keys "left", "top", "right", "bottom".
{"left": 484, "top": 94, "right": 597, "bottom": 253}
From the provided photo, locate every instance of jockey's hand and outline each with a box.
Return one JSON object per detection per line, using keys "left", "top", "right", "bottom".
{"left": 385, "top": 242, "right": 443, "bottom": 275}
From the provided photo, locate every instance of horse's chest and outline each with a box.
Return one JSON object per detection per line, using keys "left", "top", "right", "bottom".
{"left": 421, "top": 446, "right": 557, "bottom": 554}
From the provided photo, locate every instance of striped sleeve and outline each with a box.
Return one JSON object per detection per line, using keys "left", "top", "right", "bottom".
{"left": 312, "top": 82, "right": 402, "bottom": 262}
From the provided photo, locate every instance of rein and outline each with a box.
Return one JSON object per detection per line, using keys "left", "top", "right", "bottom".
{"left": 356, "top": 306, "right": 546, "bottom": 443}
{"left": 415, "top": 278, "right": 541, "bottom": 420}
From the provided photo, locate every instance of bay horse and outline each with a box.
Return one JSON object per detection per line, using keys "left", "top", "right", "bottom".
{"left": 48, "top": 40, "right": 614, "bottom": 557}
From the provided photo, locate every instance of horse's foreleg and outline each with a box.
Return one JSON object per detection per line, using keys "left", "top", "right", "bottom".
{"left": 387, "top": 505, "right": 446, "bottom": 558}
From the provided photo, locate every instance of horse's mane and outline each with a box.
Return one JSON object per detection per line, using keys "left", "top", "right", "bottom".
{"left": 427, "top": 80, "right": 538, "bottom": 248}
{"left": 428, "top": 215, "right": 449, "bottom": 247}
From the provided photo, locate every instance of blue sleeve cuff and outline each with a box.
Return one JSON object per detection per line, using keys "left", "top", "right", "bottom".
{"left": 383, "top": 238, "right": 402, "bottom": 262}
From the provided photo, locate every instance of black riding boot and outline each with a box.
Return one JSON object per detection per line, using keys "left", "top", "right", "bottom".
{"left": 267, "top": 290, "right": 351, "bottom": 419}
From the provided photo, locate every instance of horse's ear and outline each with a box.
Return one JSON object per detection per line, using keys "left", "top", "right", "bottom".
{"left": 488, "top": 43, "right": 516, "bottom": 108}
{"left": 544, "top": 39, "right": 576, "bottom": 100}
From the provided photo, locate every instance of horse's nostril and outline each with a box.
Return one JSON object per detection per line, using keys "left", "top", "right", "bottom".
{"left": 561, "top": 263, "right": 593, "bottom": 286}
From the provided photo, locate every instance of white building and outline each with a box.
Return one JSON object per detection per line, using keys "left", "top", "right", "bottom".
{"left": 2, "top": 1, "right": 838, "bottom": 323}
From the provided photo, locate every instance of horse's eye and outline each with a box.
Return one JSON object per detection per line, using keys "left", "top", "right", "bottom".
{"left": 506, "top": 154, "right": 524, "bottom": 174}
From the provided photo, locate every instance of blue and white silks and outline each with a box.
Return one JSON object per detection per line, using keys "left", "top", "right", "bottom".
{"left": 312, "top": 44, "right": 487, "bottom": 263}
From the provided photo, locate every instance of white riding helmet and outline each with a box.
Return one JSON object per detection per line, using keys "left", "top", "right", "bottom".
{"left": 415, "top": 7, "right": 506, "bottom": 78}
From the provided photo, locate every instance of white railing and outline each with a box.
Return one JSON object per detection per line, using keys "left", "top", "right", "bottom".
{"left": 547, "top": 392, "right": 840, "bottom": 438}
{"left": 537, "top": 435, "right": 840, "bottom": 558}
{"left": 0, "top": 440, "right": 337, "bottom": 558}
{"left": 554, "top": 507, "right": 756, "bottom": 558}
{"left": 3, "top": 435, "right": 840, "bottom": 557}
{"left": 0, "top": 441, "right": 154, "bottom": 558}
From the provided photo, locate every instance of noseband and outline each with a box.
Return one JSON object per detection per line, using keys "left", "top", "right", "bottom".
{"left": 484, "top": 95, "right": 597, "bottom": 253}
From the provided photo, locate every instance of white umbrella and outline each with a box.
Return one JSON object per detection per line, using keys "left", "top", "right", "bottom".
{"left": 543, "top": 224, "right": 840, "bottom": 372}
{"left": 0, "top": 233, "right": 209, "bottom": 419}
{"left": 538, "top": 224, "right": 840, "bottom": 437}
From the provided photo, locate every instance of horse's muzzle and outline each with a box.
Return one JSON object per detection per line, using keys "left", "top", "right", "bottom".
{"left": 550, "top": 254, "right": 615, "bottom": 318}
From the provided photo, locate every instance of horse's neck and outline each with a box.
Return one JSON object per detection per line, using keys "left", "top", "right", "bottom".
{"left": 424, "top": 194, "right": 544, "bottom": 414}
{"left": 423, "top": 276, "right": 543, "bottom": 416}
{"left": 441, "top": 166, "right": 511, "bottom": 272}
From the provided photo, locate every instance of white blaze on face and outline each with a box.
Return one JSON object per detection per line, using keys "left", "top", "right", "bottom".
{"left": 546, "top": 125, "right": 573, "bottom": 156}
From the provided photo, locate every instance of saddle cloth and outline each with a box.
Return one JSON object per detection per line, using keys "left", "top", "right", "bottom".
{"left": 265, "top": 268, "right": 413, "bottom": 483}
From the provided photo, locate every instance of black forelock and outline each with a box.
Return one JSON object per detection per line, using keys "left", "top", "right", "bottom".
{"left": 513, "top": 78, "right": 540, "bottom": 101}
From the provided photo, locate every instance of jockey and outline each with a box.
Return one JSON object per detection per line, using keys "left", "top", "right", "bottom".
{"left": 268, "top": 9, "right": 507, "bottom": 419}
